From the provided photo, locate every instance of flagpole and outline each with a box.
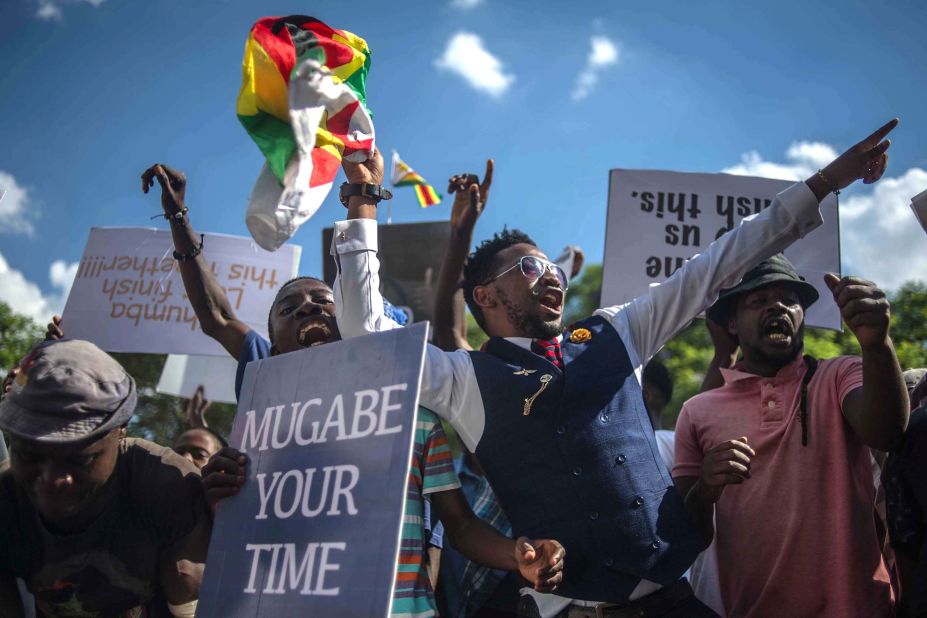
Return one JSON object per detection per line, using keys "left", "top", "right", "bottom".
{"left": 386, "top": 198, "right": 393, "bottom": 225}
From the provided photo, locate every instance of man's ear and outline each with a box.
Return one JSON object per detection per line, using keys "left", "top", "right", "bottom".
{"left": 472, "top": 284, "right": 496, "bottom": 311}
{"left": 726, "top": 314, "right": 739, "bottom": 339}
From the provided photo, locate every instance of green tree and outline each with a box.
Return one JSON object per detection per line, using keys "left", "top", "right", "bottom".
{"left": 112, "top": 353, "right": 236, "bottom": 448}
{"left": 560, "top": 265, "right": 927, "bottom": 427}
{"left": 0, "top": 302, "right": 42, "bottom": 372}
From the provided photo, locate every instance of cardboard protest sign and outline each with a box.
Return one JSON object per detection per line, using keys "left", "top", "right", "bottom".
{"left": 156, "top": 354, "right": 239, "bottom": 405}
{"left": 602, "top": 170, "right": 841, "bottom": 330}
{"left": 323, "top": 222, "right": 454, "bottom": 324}
{"left": 61, "top": 227, "right": 300, "bottom": 355}
{"left": 197, "top": 323, "right": 428, "bottom": 618}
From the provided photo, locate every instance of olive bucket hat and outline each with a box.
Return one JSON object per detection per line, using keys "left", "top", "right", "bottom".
{"left": 707, "top": 254, "right": 820, "bottom": 325}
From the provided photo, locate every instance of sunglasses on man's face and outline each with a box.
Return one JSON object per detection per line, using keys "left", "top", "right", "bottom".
{"left": 486, "top": 255, "right": 569, "bottom": 291}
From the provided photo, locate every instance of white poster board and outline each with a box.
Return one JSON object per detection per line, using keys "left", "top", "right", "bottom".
{"left": 602, "top": 170, "right": 841, "bottom": 330}
{"left": 156, "top": 354, "right": 239, "bottom": 404}
{"left": 62, "top": 227, "right": 300, "bottom": 355}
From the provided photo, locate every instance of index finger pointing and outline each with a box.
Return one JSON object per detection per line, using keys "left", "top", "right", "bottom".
{"left": 859, "top": 118, "right": 899, "bottom": 150}
{"left": 481, "top": 159, "right": 494, "bottom": 194}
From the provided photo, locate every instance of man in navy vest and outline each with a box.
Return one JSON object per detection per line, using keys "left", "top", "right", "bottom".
{"left": 331, "top": 119, "right": 897, "bottom": 617}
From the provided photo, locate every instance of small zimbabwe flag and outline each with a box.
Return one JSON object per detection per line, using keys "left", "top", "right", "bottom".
{"left": 391, "top": 151, "right": 442, "bottom": 208}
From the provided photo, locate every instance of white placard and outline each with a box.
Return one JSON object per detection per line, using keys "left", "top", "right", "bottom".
{"left": 910, "top": 188, "right": 927, "bottom": 234}
{"left": 156, "top": 354, "right": 239, "bottom": 404}
{"left": 602, "top": 170, "right": 841, "bottom": 330}
{"left": 62, "top": 227, "right": 300, "bottom": 355}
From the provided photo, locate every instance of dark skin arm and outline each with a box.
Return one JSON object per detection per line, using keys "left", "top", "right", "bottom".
{"left": 699, "top": 318, "right": 740, "bottom": 393}
{"left": 430, "top": 488, "right": 564, "bottom": 593}
{"left": 825, "top": 274, "right": 909, "bottom": 450}
{"left": 0, "top": 576, "right": 24, "bottom": 618}
{"left": 141, "top": 165, "right": 250, "bottom": 358}
{"left": 433, "top": 162, "right": 494, "bottom": 351}
{"left": 803, "top": 118, "right": 897, "bottom": 200}
{"left": 158, "top": 498, "right": 212, "bottom": 606}
{"left": 674, "top": 437, "right": 754, "bottom": 545}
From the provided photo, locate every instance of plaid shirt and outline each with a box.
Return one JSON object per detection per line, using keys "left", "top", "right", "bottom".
{"left": 442, "top": 455, "right": 514, "bottom": 617}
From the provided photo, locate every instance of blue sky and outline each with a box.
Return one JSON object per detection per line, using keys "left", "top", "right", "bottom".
{"left": 1, "top": 0, "right": 926, "bottom": 323}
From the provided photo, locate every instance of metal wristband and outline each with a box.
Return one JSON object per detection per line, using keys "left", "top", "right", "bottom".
{"left": 816, "top": 169, "right": 840, "bottom": 196}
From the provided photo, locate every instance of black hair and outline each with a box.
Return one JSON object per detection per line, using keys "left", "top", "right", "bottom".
{"left": 461, "top": 229, "right": 536, "bottom": 331}
{"left": 266, "top": 276, "right": 331, "bottom": 346}
{"left": 643, "top": 359, "right": 673, "bottom": 403}
{"left": 176, "top": 426, "right": 228, "bottom": 449}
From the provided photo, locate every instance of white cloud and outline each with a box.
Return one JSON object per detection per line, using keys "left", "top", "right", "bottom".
{"left": 0, "top": 171, "right": 37, "bottom": 236}
{"left": 839, "top": 168, "right": 927, "bottom": 290}
{"left": 450, "top": 0, "right": 483, "bottom": 9}
{"left": 0, "top": 252, "right": 78, "bottom": 323}
{"left": 722, "top": 141, "right": 838, "bottom": 181}
{"left": 722, "top": 143, "right": 927, "bottom": 290}
{"left": 435, "top": 32, "right": 515, "bottom": 98}
{"left": 36, "top": 0, "right": 62, "bottom": 20}
{"left": 571, "top": 35, "right": 619, "bottom": 101}
{"left": 36, "top": 0, "right": 105, "bottom": 21}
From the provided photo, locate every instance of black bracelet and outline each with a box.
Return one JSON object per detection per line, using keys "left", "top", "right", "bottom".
{"left": 173, "top": 234, "right": 204, "bottom": 262}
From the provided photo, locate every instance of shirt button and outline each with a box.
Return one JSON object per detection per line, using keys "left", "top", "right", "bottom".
{"left": 633, "top": 496, "right": 644, "bottom": 508}
{"left": 600, "top": 414, "right": 610, "bottom": 423}
{"left": 572, "top": 467, "right": 583, "bottom": 477}
{"left": 604, "top": 558, "right": 614, "bottom": 567}
{"left": 339, "top": 231, "right": 346, "bottom": 240}
{"left": 767, "top": 400, "right": 775, "bottom": 408}
{"left": 556, "top": 426, "right": 566, "bottom": 435}
{"left": 589, "top": 511, "right": 599, "bottom": 520}
{"left": 615, "top": 454, "right": 627, "bottom": 465}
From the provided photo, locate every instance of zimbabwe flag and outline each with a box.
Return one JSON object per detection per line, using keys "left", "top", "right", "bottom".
{"left": 391, "top": 151, "right": 442, "bottom": 208}
{"left": 237, "top": 15, "right": 372, "bottom": 186}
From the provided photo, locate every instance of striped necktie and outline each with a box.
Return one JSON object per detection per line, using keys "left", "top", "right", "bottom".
{"left": 531, "top": 337, "right": 563, "bottom": 370}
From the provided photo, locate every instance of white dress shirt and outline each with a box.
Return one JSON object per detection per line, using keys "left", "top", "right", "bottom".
{"left": 331, "top": 180, "right": 821, "bottom": 613}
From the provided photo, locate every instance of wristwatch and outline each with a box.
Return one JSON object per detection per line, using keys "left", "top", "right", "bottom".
{"left": 339, "top": 182, "right": 393, "bottom": 207}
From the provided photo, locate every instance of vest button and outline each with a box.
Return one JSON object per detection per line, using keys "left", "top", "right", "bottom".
{"left": 615, "top": 454, "right": 627, "bottom": 465}
{"left": 572, "top": 467, "right": 582, "bottom": 476}
{"left": 633, "top": 496, "right": 644, "bottom": 508}
{"left": 556, "top": 426, "right": 566, "bottom": 435}
{"left": 589, "top": 511, "right": 599, "bottom": 520}
{"left": 604, "top": 558, "right": 614, "bottom": 567}
{"left": 650, "top": 541, "right": 660, "bottom": 551}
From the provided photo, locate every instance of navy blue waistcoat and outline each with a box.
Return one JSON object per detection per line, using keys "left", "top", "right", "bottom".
{"left": 468, "top": 316, "right": 704, "bottom": 602}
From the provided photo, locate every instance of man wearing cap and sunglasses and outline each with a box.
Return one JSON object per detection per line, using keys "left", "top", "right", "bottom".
{"left": 331, "top": 118, "right": 900, "bottom": 617}
{"left": 0, "top": 339, "right": 211, "bottom": 617}
{"left": 672, "top": 255, "right": 907, "bottom": 617}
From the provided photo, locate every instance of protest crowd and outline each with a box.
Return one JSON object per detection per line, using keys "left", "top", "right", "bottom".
{"left": 2, "top": 14, "right": 927, "bottom": 618}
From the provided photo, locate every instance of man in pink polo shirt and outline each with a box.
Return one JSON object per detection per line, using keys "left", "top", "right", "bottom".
{"left": 673, "top": 254, "right": 908, "bottom": 617}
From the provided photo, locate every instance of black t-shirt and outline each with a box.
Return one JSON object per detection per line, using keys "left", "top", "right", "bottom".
{"left": 0, "top": 438, "right": 207, "bottom": 618}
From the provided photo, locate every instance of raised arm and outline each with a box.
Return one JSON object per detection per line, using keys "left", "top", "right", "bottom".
{"left": 434, "top": 162, "right": 493, "bottom": 351}
{"left": 141, "top": 165, "right": 250, "bottom": 358}
{"left": 334, "top": 153, "right": 487, "bottom": 447}
{"left": 598, "top": 118, "right": 899, "bottom": 365}
{"left": 827, "top": 274, "right": 909, "bottom": 450}
{"left": 699, "top": 317, "right": 740, "bottom": 393}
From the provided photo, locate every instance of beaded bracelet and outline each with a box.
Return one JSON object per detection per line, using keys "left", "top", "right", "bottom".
{"left": 150, "top": 207, "right": 189, "bottom": 222}
{"left": 816, "top": 169, "right": 840, "bottom": 196}
{"left": 173, "top": 234, "right": 204, "bottom": 262}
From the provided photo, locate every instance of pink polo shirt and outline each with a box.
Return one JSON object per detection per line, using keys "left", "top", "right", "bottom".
{"left": 673, "top": 355, "right": 894, "bottom": 618}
